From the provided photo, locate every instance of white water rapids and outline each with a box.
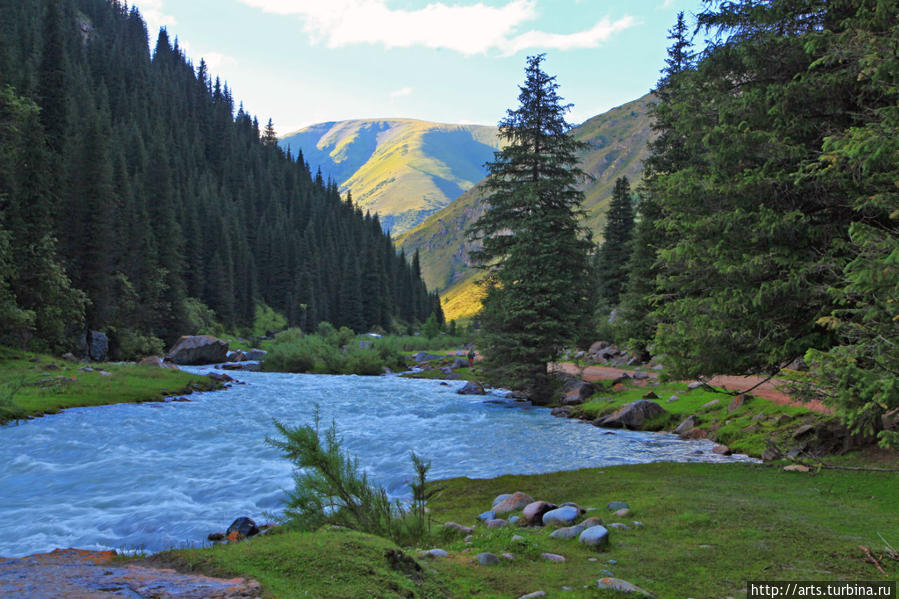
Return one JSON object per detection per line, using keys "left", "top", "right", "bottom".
{"left": 0, "top": 369, "right": 755, "bottom": 557}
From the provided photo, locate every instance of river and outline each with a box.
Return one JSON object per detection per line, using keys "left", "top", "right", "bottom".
{"left": 0, "top": 369, "right": 755, "bottom": 556}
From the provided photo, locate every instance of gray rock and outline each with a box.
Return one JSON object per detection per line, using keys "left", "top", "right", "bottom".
{"left": 613, "top": 508, "right": 631, "bottom": 517}
{"left": 687, "top": 381, "right": 706, "bottom": 390}
{"left": 226, "top": 350, "right": 246, "bottom": 362}
{"left": 542, "top": 506, "right": 580, "bottom": 527}
{"left": 477, "top": 510, "right": 496, "bottom": 522}
{"left": 425, "top": 548, "right": 449, "bottom": 558}
{"left": 412, "top": 352, "right": 444, "bottom": 362}
{"left": 667, "top": 395, "right": 679, "bottom": 403}
{"left": 596, "top": 400, "right": 666, "bottom": 429}
{"left": 675, "top": 416, "right": 697, "bottom": 435}
{"left": 501, "top": 552, "right": 515, "bottom": 560}
{"left": 244, "top": 348, "right": 267, "bottom": 361}
{"left": 166, "top": 335, "right": 229, "bottom": 365}
{"left": 712, "top": 444, "right": 732, "bottom": 456}
{"left": 549, "top": 524, "right": 586, "bottom": 540}
{"left": 451, "top": 357, "right": 468, "bottom": 369}
{"left": 511, "top": 535, "right": 526, "bottom": 543}
{"left": 632, "top": 371, "right": 650, "bottom": 380}
{"left": 701, "top": 399, "right": 720, "bottom": 409}
{"left": 518, "top": 592, "right": 547, "bottom": 599}
{"left": 486, "top": 519, "right": 508, "bottom": 528}
{"left": 77, "top": 330, "right": 109, "bottom": 362}
{"left": 606, "top": 501, "right": 629, "bottom": 511}
{"left": 444, "top": 522, "right": 474, "bottom": 534}
{"left": 560, "top": 502, "right": 585, "bottom": 514}
{"left": 561, "top": 381, "right": 595, "bottom": 405}
{"left": 609, "top": 522, "right": 630, "bottom": 530}
{"left": 509, "top": 515, "right": 521, "bottom": 525}
{"left": 477, "top": 552, "right": 500, "bottom": 566}
{"left": 596, "top": 577, "right": 655, "bottom": 597}
{"left": 540, "top": 552, "right": 566, "bottom": 562}
{"left": 578, "top": 525, "right": 610, "bottom": 550}
{"left": 457, "top": 381, "right": 486, "bottom": 395}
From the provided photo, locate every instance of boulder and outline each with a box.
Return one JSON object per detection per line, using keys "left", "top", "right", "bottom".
{"left": 541, "top": 506, "right": 580, "bottom": 527}
{"left": 596, "top": 578, "right": 654, "bottom": 597}
{"left": 477, "top": 510, "right": 496, "bottom": 522}
{"left": 457, "top": 381, "right": 486, "bottom": 395}
{"left": 244, "top": 348, "right": 267, "bottom": 361}
{"left": 578, "top": 525, "right": 610, "bottom": 550}
{"left": 222, "top": 362, "right": 262, "bottom": 371}
{"left": 588, "top": 341, "right": 609, "bottom": 354}
{"left": 138, "top": 356, "right": 180, "bottom": 370}
{"left": 166, "top": 335, "right": 229, "bottom": 365}
{"left": 712, "top": 445, "right": 732, "bottom": 456}
{"left": 451, "top": 358, "right": 468, "bottom": 369}
{"left": 562, "top": 381, "right": 595, "bottom": 405}
{"left": 560, "top": 502, "right": 585, "bottom": 514}
{"left": 77, "top": 330, "right": 109, "bottom": 362}
{"left": 596, "top": 400, "right": 666, "bottom": 429}
{"left": 492, "top": 494, "right": 512, "bottom": 507}
{"left": 493, "top": 491, "right": 534, "bottom": 514}
{"left": 581, "top": 516, "right": 604, "bottom": 528}
{"left": 522, "top": 501, "right": 557, "bottom": 526}
{"left": 207, "top": 372, "right": 235, "bottom": 383}
{"left": 226, "top": 517, "right": 259, "bottom": 539}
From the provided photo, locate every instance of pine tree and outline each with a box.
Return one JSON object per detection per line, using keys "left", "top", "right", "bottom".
{"left": 595, "top": 176, "right": 635, "bottom": 307}
{"left": 468, "top": 54, "right": 593, "bottom": 401}
{"left": 261, "top": 118, "right": 278, "bottom": 147}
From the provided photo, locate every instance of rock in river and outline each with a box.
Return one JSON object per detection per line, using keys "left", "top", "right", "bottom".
{"left": 165, "top": 335, "right": 229, "bottom": 365}
{"left": 457, "top": 381, "right": 486, "bottom": 395}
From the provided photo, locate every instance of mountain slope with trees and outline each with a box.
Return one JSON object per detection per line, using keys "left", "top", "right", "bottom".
{"left": 0, "top": 0, "right": 439, "bottom": 357}
{"left": 279, "top": 119, "right": 502, "bottom": 235}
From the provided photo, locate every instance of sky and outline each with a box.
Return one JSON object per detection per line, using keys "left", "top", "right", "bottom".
{"left": 133, "top": 0, "right": 704, "bottom": 134}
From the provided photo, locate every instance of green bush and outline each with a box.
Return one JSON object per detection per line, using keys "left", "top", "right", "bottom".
{"left": 115, "top": 328, "right": 165, "bottom": 360}
{"left": 266, "top": 412, "right": 436, "bottom": 546}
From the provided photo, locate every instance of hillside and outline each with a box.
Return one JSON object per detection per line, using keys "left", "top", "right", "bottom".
{"left": 280, "top": 120, "right": 501, "bottom": 235}
{"left": 397, "top": 93, "right": 655, "bottom": 320}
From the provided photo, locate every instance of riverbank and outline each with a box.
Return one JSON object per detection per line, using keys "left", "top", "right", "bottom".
{"left": 146, "top": 459, "right": 897, "bottom": 598}
{"left": 0, "top": 346, "right": 224, "bottom": 425}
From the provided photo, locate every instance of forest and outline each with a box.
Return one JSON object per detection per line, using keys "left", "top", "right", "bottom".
{"left": 0, "top": 0, "right": 442, "bottom": 360}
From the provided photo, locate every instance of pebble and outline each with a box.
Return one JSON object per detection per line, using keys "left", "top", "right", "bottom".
{"left": 667, "top": 395, "right": 679, "bottom": 402}
{"left": 501, "top": 553, "right": 515, "bottom": 560}
{"left": 606, "top": 501, "right": 629, "bottom": 511}
{"left": 578, "top": 525, "right": 610, "bottom": 550}
{"left": 632, "top": 521, "right": 643, "bottom": 527}
{"left": 509, "top": 515, "right": 521, "bottom": 524}
{"left": 609, "top": 522, "right": 630, "bottom": 530}
{"left": 518, "top": 592, "right": 547, "bottom": 599}
{"left": 445, "top": 522, "right": 474, "bottom": 534}
{"left": 486, "top": 518, "right": 508, "bottom": 528}
{"left": 614, "top": 508, "right": 631, "bottom": 517}
{"left": 512, "top": 535, "right": 526, "bottom": 543}
{"left": 608, "top": 559, "right": 618, "bottom": 564}
{"left": 588, "top": 557, "right": 598, "bottom": 562}
{"left": 478, "top": 510, "right": 497, "bottom": 522}
{"left": 425, "top": 549, "right": 449, "bottom": 558}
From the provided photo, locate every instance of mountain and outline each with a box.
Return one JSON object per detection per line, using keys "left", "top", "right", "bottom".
{"left": 397, "top": 93, "right": 656, "bottom": 321}
{"left": 280, "top": 119, "right": 502, "bottom": 235}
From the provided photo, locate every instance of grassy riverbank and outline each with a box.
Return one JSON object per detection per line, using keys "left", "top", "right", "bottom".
{"left": 0, "top": 346, "right": 222, "bottom": 424}
{"left": 569, "top": 380, "right": 829, "bottom": 458}
{"left": 156, "top": 459, "right": 897, "bottom": 598}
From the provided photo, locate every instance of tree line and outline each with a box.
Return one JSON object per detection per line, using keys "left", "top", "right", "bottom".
{"left": 0, "top": 0, "right": 442, "bottom": 358}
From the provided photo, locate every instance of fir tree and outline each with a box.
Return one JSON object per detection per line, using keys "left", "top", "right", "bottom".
{"left": 595, "top": 176, "right": 635, "bottom": 307}
{"left": 468, "top": 54, "right": 593, "bottom": 401}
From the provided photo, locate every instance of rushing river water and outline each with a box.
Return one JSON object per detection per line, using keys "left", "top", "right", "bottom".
{"left": 0, "top": 369, "right": 755, "bottom": 557}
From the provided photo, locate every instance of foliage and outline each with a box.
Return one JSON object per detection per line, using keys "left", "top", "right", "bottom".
{"left": 421, "top": 313, "right": 440, "bottom": 339}
{"left": 468, "top": 55, "right": 595, "bottom": 401}
{"left": 267, "top": 413, "right": 437, "bottom": 546}
{"left": 0, "top": 376, "right": 26, "bottom": 424}
{"left": 264, "top": 328, "right": 407, "bottom": 375}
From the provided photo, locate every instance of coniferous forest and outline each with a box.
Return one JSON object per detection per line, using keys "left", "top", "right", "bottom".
{"left": 0, "top": 0, "right": 442, "bottom": 358}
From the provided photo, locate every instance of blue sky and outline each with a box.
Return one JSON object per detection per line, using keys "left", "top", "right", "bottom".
{"left": 134, "top": 0, "right": 702, "bottom": 134}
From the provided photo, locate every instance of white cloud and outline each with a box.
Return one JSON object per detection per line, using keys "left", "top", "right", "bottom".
{"left": 203, "top": 52, "right": 238, "bottom": 72}
{"left": 134, "top": 0, "right": 177, "bottom": 35}
{"left": 238, "top": 0, "right": 635, "bottom": 55}
{"left": 390, "top": 86, "right": 413, "bottom": 98}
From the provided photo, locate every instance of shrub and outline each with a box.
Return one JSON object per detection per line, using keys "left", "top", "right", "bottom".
{"left": 267, "top": 412, "right": 437, "bottom": 545}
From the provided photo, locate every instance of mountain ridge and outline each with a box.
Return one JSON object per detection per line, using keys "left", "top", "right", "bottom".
{"left": 279, "top": 119, "right": 502, "bottom": 234}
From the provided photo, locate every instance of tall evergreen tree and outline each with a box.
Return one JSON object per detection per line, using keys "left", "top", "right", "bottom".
{"left": 468, "top": 54, "right": 593, "bottom": 401}
{"left": 595, "top": 176, "right": 635, "bottom": 306}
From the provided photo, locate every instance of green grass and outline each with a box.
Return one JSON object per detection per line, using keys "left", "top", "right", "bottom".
{"left": 571, "top": 380, "right": 827, "bottom": 457}
{"left": 156, "top": 461, "right": 898, "bottom": 598}
{"left": 0, "top": 346, "right": 221, "bottom": 424}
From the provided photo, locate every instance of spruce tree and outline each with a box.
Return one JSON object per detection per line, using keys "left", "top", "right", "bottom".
{"left": 468, "top": 54, "right": 593, "bottom": 401}
{"left": 595, "top": 176, "right": 635, "bottom": 307}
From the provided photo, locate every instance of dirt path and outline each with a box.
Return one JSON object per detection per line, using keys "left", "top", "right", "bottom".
{"left": 0, "top": 548, "right": 261, "bottom": 599}
{"left": 555, "top": 362, "right": 832, "bottom": 415}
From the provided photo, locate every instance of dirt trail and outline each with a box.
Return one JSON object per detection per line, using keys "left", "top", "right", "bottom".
{"left": 0, "top": 548, "right": 261, "bottom": 599}
{"left": 555, "top": 362, "right": 832, "bottom": 415}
